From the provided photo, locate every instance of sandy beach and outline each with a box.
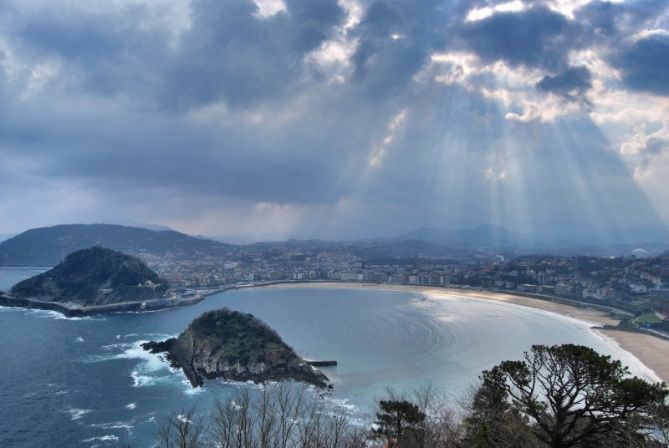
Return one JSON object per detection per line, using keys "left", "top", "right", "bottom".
{"left": 262, "top": 282, "right": 669, "bottom": 383}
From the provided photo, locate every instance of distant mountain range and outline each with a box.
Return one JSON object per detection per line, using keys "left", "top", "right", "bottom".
{"left": 390, "top": 225, "right": 669, "bottom": 256}
{"left": 0, "top": 224, "right": 231, "bottom": 267}
{"left": 393, "top": 225, "right": 520, "bottom": 248}
{"left": 1, "top": 222, "right": 668, "bottom": 267}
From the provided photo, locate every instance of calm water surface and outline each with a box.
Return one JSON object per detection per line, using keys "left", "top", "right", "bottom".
{"left": 0, "top": 270, "right": 654, "bottom": 447}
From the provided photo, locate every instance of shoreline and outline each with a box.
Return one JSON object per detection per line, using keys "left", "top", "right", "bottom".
{"left": 255, "top": 281, "right": 669, "bottom": 383}
{"left": 0, "top": 293, "right": 207, "bottom": 317}
{"left": 4, "top": 279, "right": 668, "bottom": 383}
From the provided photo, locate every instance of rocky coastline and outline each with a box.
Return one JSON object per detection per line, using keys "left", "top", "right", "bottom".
{"left": 142, "top": 308, "right": 331, "bottom": 388}
{"left": 0, "top": 292, "right": 203, "bottom": 317}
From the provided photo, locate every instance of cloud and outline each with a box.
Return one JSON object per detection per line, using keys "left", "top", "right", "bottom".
{"left": 465, "top": 1, "right": 526, "bottom": 23}
{"left": 643, "top": 137, "right": 669, "bottom": 164}
{"left": 620, "top": 121, "right": 669, "bottom": 175}
{"left": 0, "top": 0, "right": 669, "bottom": 237}
{"left": 349, "top": 0, "right": 449, "bottom": 98}
{"left": 536, "top": 66, "right": 592, "bottom": 101}
{"left": 4, "top": 0, "right": 346, "bottom": 110}
{"left": 162, "top": 0, "right": 347, "bottom": 110}
{"left": 613, "top": 35, "right": 669, "bottom": 96}
{"left": 457, "top": 6, "right": 579, "bottom": 70}
{"left": 578, "top": 0, "right": 668, "bottom": 37}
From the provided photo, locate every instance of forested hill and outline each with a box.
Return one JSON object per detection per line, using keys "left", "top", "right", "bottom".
{"left": 0, "top": 224, "right": 232, "bottom": 266}
{"left": 10, "top": 247, "right": 168, "bottom": 305}
{"left": 143, "top": 308, "right": 329, "bottom": 388}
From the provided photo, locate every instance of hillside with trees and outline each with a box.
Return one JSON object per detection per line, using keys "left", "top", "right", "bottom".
{"left": 0, "top": 224, "right": 232, "bottom": 266}
{"left": 10, "top": 247, "right": 167, "bottom": 305}
{"left": 156, "top": 343, "right": 669, "bottom": 448}
{"left": 143, "top": 309, "right": 329, "bottom": 388}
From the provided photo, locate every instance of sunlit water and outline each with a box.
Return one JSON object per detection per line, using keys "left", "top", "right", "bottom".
{"left": 0, "top": 269, "right": 656, "bottom": 447}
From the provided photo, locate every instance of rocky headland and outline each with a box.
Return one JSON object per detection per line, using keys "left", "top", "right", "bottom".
{"left": 142, "top": 308, "right": 330, "bottom": 388}
{"left": 8, "top": 246, "right": 168, "bottom": 306}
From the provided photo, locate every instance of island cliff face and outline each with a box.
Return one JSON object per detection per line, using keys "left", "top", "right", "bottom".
{"left": 10, "top": 247, "right": 168, "bottom": 306}
{"left": 143, "top": 309, "right": 329, "bottom": 388}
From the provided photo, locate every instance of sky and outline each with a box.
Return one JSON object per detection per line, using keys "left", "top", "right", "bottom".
{"left": 0, "top": 0, "right": 668, "bottom": 241}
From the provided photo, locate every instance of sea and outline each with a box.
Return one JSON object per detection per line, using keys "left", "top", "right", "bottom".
{"left": 0, "top": 268, "right": 657, "bottom": 447}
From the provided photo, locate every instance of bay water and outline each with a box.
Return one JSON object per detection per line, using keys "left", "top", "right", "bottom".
{"left": 0, "top": 269, "right": 655, "bottom": 447}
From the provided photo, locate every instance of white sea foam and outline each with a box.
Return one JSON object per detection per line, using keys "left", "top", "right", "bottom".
{"left": 90, "top": 421, "right": 134, "bottom": 432}
{"left": 76, "top": 336, "right": 85, "bottom": 342}
{"left": 183, "top": 383, "right": 205, "bottom": 395}
{"left": 113, "top": 339, "right": 182, "bottom": 388}
{"left": 30, "top": 309, "right": 66, "bottom": 319}
{"left": 131, "top": 370, "right": 169, "bottom": 387}
{"left": 101, "top": 342, "right": 130, "bottom": 350}
{"left": 176, "top": 414, "right": 191, "bottom": 423}
{"left": 63, "top": 315, "right": 98, "bottom": 321}
{"left": 82, "top": 338, "right": 185, "bottom": 390}
{"left": 28, "top": 309, "right": 101, "bottom": 321}
{"left": 65, "top": 407, "right": 91, "bottom": 421}
{"left": 125, "top": 402, "right": 137, "bottom": 410}
{"left": 82, "top": 434, "right": 119, "bottom": 443}
{"left": 0, "top": 306, "right": 20, "bottom": 312}
{"left": 124, "top": 342, "right": 173, "bottom": 371}
{"left": 87, "top": 339, "right": 169, "bottom": 364}
{"left": 95, "top": 337, "right": 204, "bottom": 393}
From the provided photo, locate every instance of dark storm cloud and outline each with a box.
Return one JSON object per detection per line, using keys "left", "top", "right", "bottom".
{"left": 612, "top": 35, "right": 669, "bottom": 96}
{"left": 0, "top": 0, "right": 668, "bottom": 237}
{"left": 9, "top": 3, "right": 169, "bottom": 97}
{"left": 350, "top": 0, "right": 450, "bottom": 97}
{"left": 576, "top": 1, "right": 669, "bottom": 96}
{"left": 0, "top": 91, "right": 378, "bottom": 204}
{"left": 0, "top": 0, "right": 392, "bottom": 213}
{"left": 578, "top": 0, "right": 668, "bottom": 37}
{"left": 161, "top": 0, "right": 344, "bottom": 110}
{"left": 536, "top": 66, "right": 592, "bottom": 101}
{"left": 458, "top": 7, "right": 579, "bottom": 70}
{"left": 6, "top": 0, "right": 344, "bottom": 109}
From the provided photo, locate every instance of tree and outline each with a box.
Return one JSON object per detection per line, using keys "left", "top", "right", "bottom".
{"left": 481, "top": 344, "right": 668, "bottom": 448}
{"left": 410, "top": 384, "right": 459, "bottom": 447}
{"left": 461, "top": 367, "right": 537, "bottom": 448}
{"left": 650, "top": 401, "right": 669, "bottom": 447}
{"left": 158, "top": 406, "right": 205, "bottom": 448}
{"left": 206, "top": 384, "right": 368, "bottom": 448}
{"left": 374, "top": 399, "right": 426, "bottom": 447}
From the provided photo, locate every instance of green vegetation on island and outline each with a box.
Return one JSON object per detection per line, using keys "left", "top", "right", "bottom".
{"left": 9, "top": 246, "right": 167, "bottom": 306}
{"left": 143, "top": 308, "right": 330, "bottom": 388}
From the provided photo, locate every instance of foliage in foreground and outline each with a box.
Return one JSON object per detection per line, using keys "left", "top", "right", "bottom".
{"left": 158, "top": 344, "right": 669, "bottom": 448}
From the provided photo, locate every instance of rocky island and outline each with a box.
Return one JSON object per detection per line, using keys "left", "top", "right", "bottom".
{"left": 142, "top": 308, "right": 330, "bottom": 388}
{"left": 0, "top": 247, "right": 170, "bottom": 316}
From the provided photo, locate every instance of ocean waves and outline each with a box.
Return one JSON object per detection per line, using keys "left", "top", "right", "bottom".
{"left": 82, "top": 336, "right": 192, "bottom": 393}
{"left": 65, "top": 407, "right": 91, "bottom": 421}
